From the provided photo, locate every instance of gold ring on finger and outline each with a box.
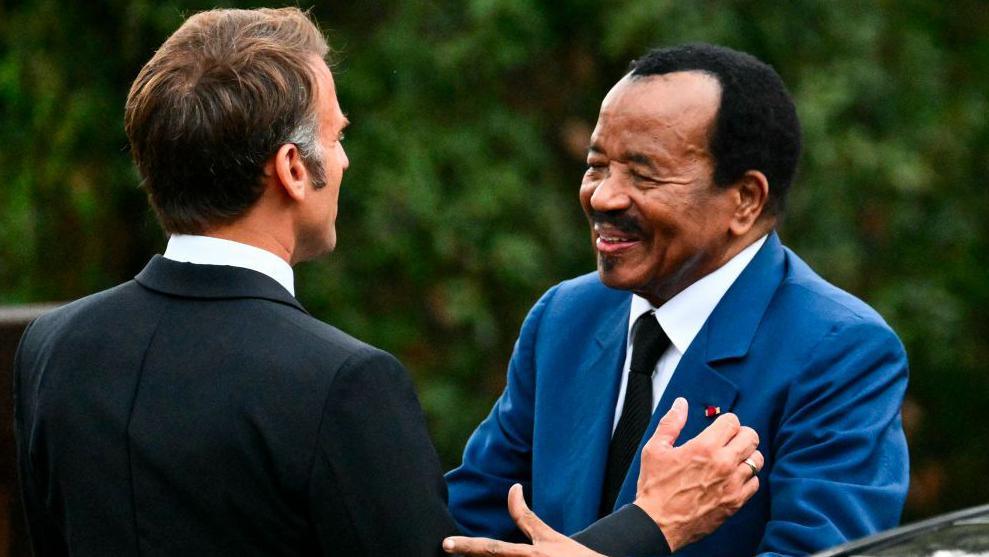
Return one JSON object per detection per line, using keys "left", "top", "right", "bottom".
{"left": 743, "top": 457, "right": 759, "bottom": 478}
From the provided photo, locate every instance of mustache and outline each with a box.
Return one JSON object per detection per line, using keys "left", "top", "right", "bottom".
{"left": 590, "top": 210, "right": 643, "bottom": 235}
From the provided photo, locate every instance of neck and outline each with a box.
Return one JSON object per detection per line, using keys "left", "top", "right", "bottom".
{"left": 203, "top": 221, "right": 295, "bottom": 265}
{"left": 639, "top": 221, "right": 774, "bottom": 307}
{"left": 717, "top": 220, "right": 774, "bottom": 269}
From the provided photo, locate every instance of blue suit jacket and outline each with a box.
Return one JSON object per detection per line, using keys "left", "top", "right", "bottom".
{"left": 446, "top": 233, "right": 909, "bottom": 556}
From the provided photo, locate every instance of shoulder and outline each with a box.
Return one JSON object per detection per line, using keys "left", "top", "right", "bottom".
{"left": 539, "top": 271, "right": 629, "bottom": 316}
{"left": 514, "top": 271, "right": 629, "bottom": 338}
{"left": 766, "top": 246, "right": 906, "bottom": 364}
{"left": 21, "top": 280, "right": 149, "bottom": 348}
{"left": 775, "top": 247, "right": 893, "bottom": 333}
{"left": 26, "top": 278, "right": 389, "bottom": 382}
{"left": 287, "top": 311, "right": 408, "bottom": 384}
{"left": 160, "top": 297, "right": 400, "bottom": 395}
{"left": 509, "top": 271, "right": 630, "bottom": 355}
{"left": 257, "top": 302, "right": 380, "bottom": 363}
{"left": 552, "top": 271, "right": 626, "bottom": 301}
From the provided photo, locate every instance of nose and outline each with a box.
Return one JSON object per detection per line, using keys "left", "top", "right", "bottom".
{"left": 339, "top": 143, "right": 350, "bottom": 171}
{"left": 589, "top": 171, "right": 631, "bottom": 212}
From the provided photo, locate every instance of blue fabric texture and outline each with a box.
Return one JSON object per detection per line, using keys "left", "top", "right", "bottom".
{"left": 446, "top": 232, "right": 910, "bottom": 556}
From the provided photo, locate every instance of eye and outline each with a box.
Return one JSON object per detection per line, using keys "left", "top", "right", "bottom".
{"left": 629, "top": 169, "right": 659, "bottom": 185}
{"left": 584, "top": 164, "right": 606, "bottom": 179}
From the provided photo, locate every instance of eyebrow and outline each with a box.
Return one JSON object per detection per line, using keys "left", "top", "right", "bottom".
{"left": 626, "top": 153, "right": 657, "bottom": 170}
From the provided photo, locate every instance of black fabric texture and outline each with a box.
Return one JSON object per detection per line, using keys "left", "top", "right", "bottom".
{"left": 600, "top": 312, "right": 670, "bottom": 515}
{"left": 13, "top": 257, "right": 459, "bottom": 556}
{"left": 574, "top": 504, "right": 671, "bottom": 556}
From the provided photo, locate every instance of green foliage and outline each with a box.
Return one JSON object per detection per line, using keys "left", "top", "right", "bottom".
{"left": 2, "top": 0, "right": 987, "bottom": 520}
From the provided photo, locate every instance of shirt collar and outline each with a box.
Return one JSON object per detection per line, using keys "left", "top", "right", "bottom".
{"left": 163, "top": 234, "right": 296, "bottom": 296}
{"left": 629, "top": 235, "right": 768, "bottom": 354}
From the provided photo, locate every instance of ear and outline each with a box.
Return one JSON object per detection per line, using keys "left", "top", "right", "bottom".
{"left": 271, "top": 143, "right": 309, "bottom": 202}
{"left": 729, "top": 170, "right": 770, "bottom": 236}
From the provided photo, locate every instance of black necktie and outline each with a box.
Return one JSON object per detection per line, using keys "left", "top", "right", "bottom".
{"left": 600, "top": 311, "right": 671, "bottom": 516}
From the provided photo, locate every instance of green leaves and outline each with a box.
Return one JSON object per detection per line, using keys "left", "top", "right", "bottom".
{"left": 2, "top": 0, "right": 987, "bottom": 518}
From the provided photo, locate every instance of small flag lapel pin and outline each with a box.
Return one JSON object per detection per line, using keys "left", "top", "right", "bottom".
{"left": 704, "top": 405, "right": 721, "bottom": 418}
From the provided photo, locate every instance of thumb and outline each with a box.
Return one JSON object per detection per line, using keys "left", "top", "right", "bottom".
{"left": 651, "top": 397, "right": 688, "bottom": 448}
{"left": 507, "top": 483, "right": 551, "bottom": 542}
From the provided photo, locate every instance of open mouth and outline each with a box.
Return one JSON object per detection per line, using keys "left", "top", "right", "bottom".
{"left": 594, "top": 225, "right": 641, "bottom": 254}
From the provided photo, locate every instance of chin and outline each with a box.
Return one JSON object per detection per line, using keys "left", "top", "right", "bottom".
{"left": 294, "top": 237, "right": 336, "bottom": 264}
{"left": 596, "top": 259, "right": 641, "bottom": 291}
{"left": 596, "top": 257, "right": 672, "bottom": 303}
{"left": 313, "top": 238, "right": 336, "bottom": 259}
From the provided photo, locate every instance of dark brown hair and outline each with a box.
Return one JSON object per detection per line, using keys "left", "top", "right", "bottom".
{"left": 124, "top": 8, "right": 330, "bottom": 234}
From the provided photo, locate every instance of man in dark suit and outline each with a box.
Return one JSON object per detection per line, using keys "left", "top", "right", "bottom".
{"left": 13, "top": 8, "right": 460, "bottom": 555}
{"left": 447, "top": 44, "right": 910, "bottom": 556}
{"left": 13, "top": 10, "right": 763, "bottom": 556}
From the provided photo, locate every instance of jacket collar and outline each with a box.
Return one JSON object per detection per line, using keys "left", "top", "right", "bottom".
{"left": 701, "top": 231, "right": 786, "bottom": 363}
{"left": 591, "top": 232, "right": 785, "bottom": 361}
{"left": 134, "top": 255, "right": 307, "bottom": 314}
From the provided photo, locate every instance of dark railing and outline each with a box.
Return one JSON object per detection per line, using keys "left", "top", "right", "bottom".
{"left": 0, "top": 304, "right": 60, "bottom": 557}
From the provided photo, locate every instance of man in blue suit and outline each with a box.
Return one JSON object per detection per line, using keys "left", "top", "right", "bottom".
{"left": 446, "top": 44, "right": 910, "bottom": 556}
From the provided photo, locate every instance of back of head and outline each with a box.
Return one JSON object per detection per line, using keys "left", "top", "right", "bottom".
{"left": 125, "top": 8, "right": 330, "bottom": 234}
{"left": 629, "top": 43, "right": 801, "bottom": 215}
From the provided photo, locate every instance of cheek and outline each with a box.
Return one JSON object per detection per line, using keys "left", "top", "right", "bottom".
{"left": 647, "top": 187, "right": 710, "bottom": 230}
{"left": 637, "top": 197, "right": 684, "bottom": 238}
{"left": 579, "top": 182, "right": 596, "bottom": 212}
{"left": 328, "top": 190, "right": 340, "bottom": 216}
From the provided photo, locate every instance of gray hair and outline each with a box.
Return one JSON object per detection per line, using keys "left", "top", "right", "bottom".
{"left": 286, "top": 114, "right": 327, "bottom": 188}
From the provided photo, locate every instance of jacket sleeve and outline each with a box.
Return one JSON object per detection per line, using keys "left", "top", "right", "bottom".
{"left": 573, "top": 504, "right": 670, "bottom": 556}
{"left": 445, "top": 285, "right": 560, "bottom": 541}
{"left": 14, "top": 319, "right": 70, "bottom": 556}
{"left": 757, "top": 319, "right": 910, "bottom": 556}
{"left": 308, "top": 347, "right": 459, "bottom": 556}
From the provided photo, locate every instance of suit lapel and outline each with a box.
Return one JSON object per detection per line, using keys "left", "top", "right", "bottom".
{"left": 612, "top": 233, "right": 787, "bottom": 509}
{"left": 703, "top": 233, "right": 786, "bottom": 363}
{"left": 550, "top": 293, "right": 631, "bottom": 533}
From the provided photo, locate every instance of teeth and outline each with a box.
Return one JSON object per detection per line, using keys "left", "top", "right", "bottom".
{"left": 595, "top": 225, "right": 637, "bottom": 243}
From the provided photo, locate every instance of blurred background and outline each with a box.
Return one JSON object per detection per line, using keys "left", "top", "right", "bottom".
{"left": 1, "top": 0, "right": 987, "bottom": 532}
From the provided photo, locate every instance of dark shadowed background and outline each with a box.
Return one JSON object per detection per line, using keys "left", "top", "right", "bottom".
{"left": 1, "top": 0, "right": 987, "bottom": 533}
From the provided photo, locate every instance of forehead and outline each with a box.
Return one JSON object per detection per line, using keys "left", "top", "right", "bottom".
{"left": 310, "top": 57, "right": 345, "bottom": 125}
{"left": 593, "top": 71, "right": 721, "bottom": 154}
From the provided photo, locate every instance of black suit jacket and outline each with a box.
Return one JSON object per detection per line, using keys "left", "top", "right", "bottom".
{"left": 13, "top": 256, "right": 459, "bottom": 555}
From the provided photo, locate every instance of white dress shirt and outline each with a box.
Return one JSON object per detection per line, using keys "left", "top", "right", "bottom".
{"left": 162, "top": 234, "right": 296, "bottom": 296}
{"left": 612, "top": 235, "right": 768, "bottom": 432}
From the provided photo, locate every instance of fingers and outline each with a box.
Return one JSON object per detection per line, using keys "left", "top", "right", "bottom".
{"left": 442, "top": 536, "right": 533, "bottom": 556}
{"left": 693, "top": 411, "right": 741, "bottom": 447}
{"left": 443, "top": 485, "right": 563, "bottom": 556}
{"left": 733, "top": 450, "right": 764, "bottom": 486}
{"left": 742, "top": 451, "right": 766, "bottom": 476}
{"left": 724, "top": 425, "right": 759, "bottom": 461}
{"left": 650, "top": 397, "right": 689, "bottom": 448}
{"left": 739, "top": 474, "right": 760, "bottom": 506}
{"left": 507, "top": 483, "right": 549, "bottom": 541}
{"left": 746, "top": 449, "right": 765, "bottom": 474}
